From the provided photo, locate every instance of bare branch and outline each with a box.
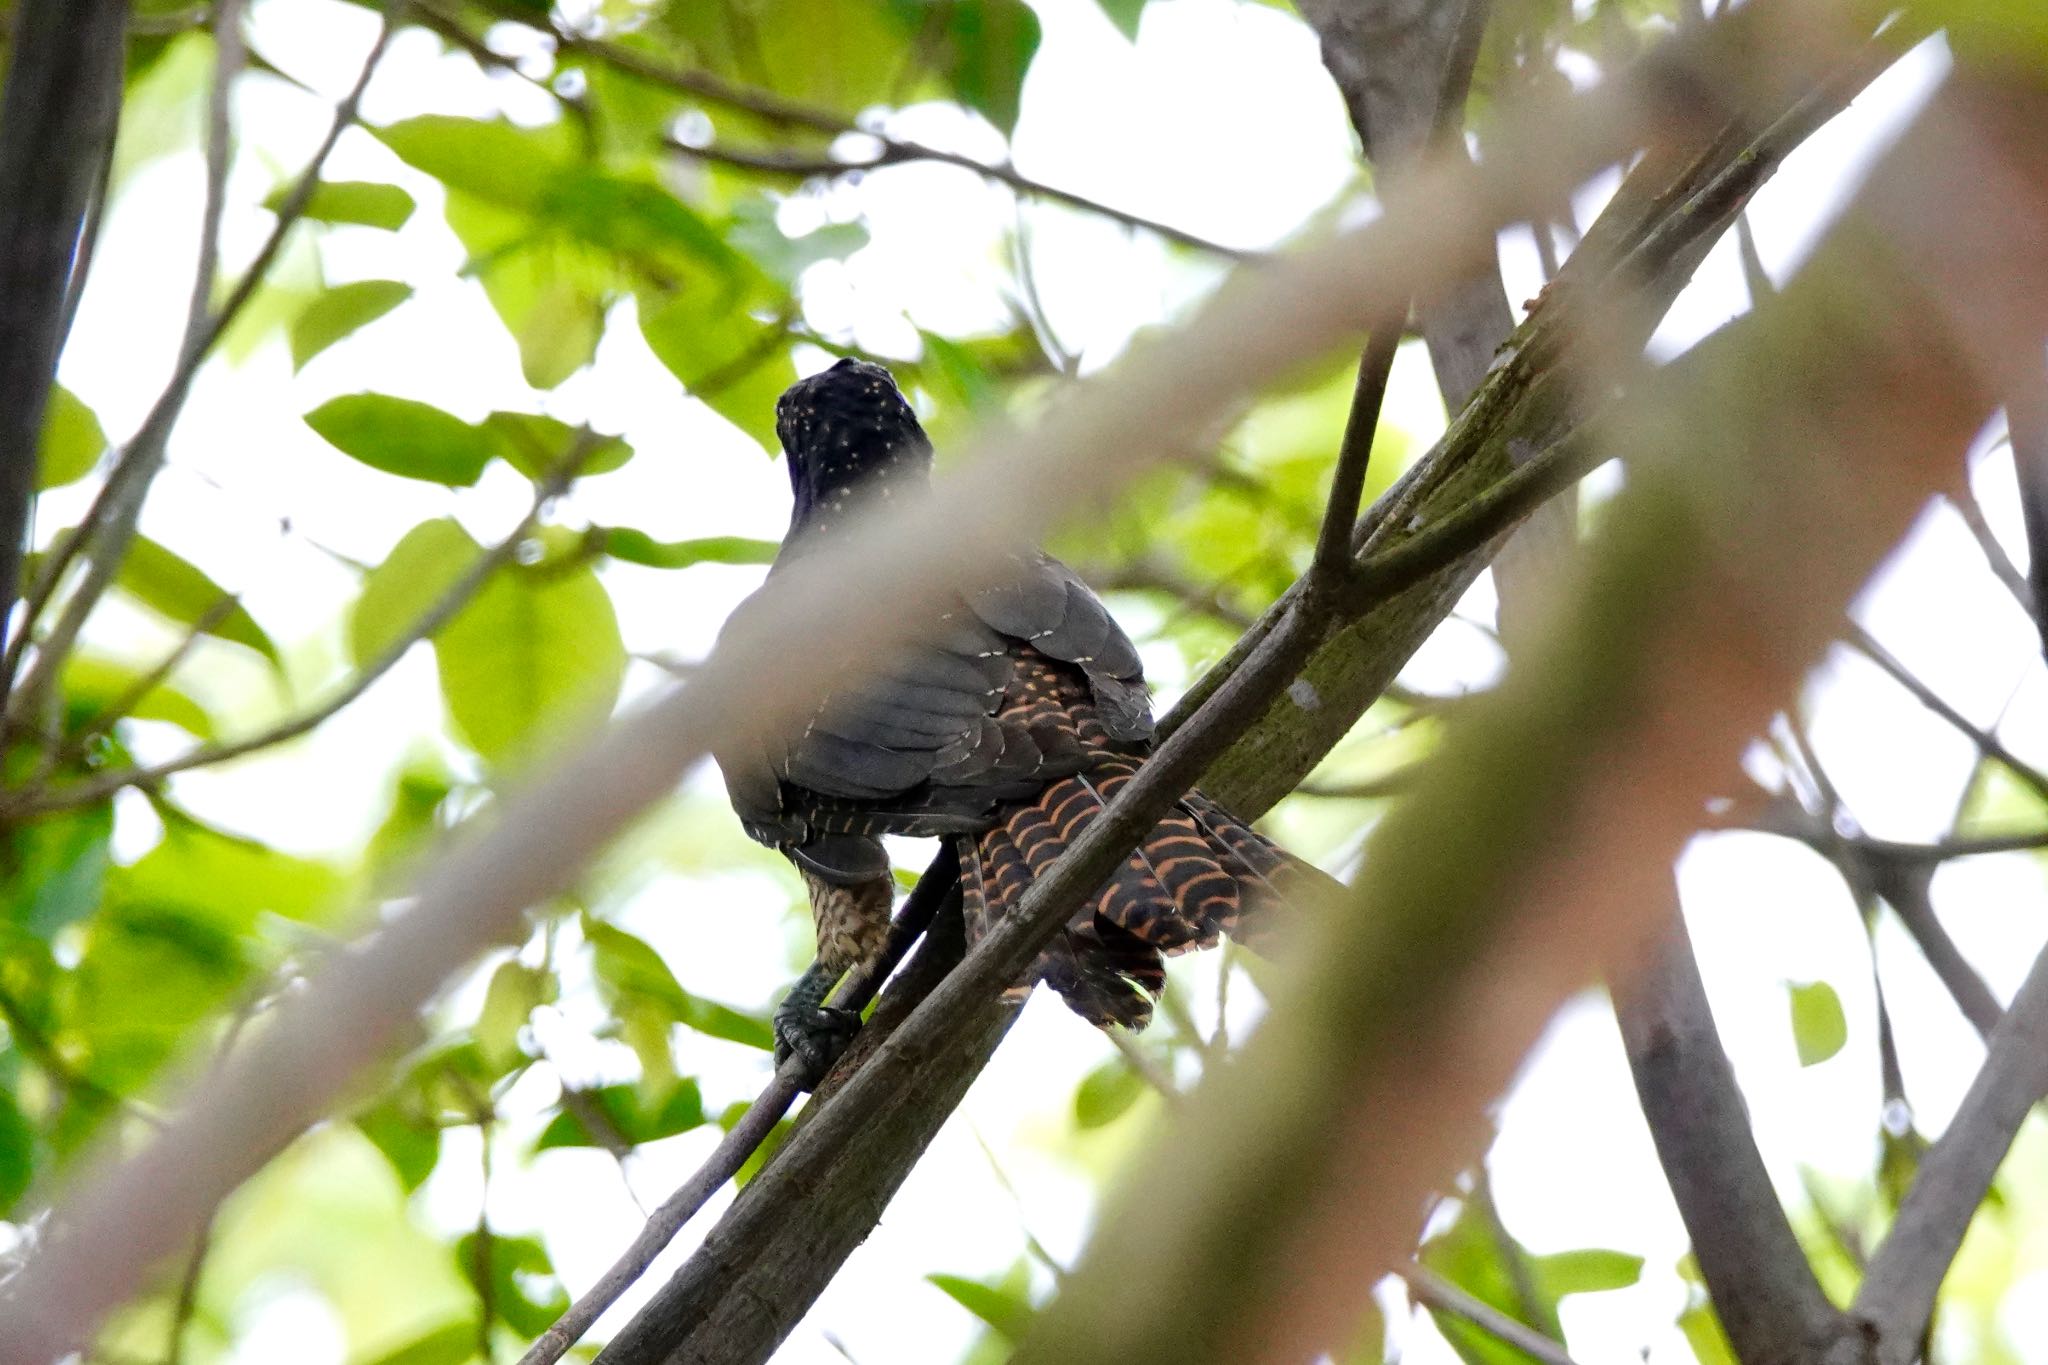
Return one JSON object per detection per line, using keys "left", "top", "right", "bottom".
{"left": 1615, "top": 898, "right": 1844, "bottom": 1363}
{"left": 1852, "top": 936, "right": 2048, "bottom": 1361}
{"left": 2007, "top": 372, "right": 2048, "bottom": 659}
{"left": 1844, "top": 620, "right": 2048, "bottom": 803}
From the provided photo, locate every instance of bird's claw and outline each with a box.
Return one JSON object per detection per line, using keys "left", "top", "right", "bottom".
{"left": 773, "top": 1002, "right": 861, "bottom": 1088}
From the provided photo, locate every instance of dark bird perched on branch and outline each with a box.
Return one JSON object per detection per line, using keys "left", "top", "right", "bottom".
{"left": 719, "top": 357, "right": 1336, "bottom": 1081}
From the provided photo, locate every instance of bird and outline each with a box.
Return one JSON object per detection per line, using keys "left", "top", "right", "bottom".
{"left": 717, "top": 356, "right": 1337, "bottom": 1081}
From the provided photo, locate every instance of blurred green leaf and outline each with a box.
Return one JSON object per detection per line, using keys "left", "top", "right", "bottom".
{"left": 434, "top": 528, "right": 626, "bottom": 764}
{"left": 374, "top": 116, "right": 576, "bottom": 212}
{"left": 888, "top": 0, "right": 1043, "bottom": 134}
{"left": 1073, "top": 1057, "right": 1145, "bottom": 1129}
{"left": 351, "top": 517, "right": 480, "bottom": 666}
{"left": 364, "top": 761, "right": 457, "bottom": 886}
{"left": 534, "top": 1078, "right": 708, "bottom": 1150}
{"left": 70, "top": 902, "right": 246, "bottom": 1092}
{"left": 455, "top": 1231, "right": 569, "bottom": 1338}
{"left": 598, "top": 528, "right": 779, "bottom": 568}
{"left": 291, "top": 279, "right": 413, "bottom": 369}
{"left": 0, "top": 1088, "right": 34, "bottom": 1215}
{"left": 306, "top": 393, "right": 498, "bottom": 486}
{"left": 357, "top": 1318, "right": 474, "bottom": 1365}
{"left": 1788, "top": 980, "right": 1848, "bottom": 1067}
{"left": 483, "top": 411, "right": 633, "bottom": 480}
{"left": 357, "top": 1100, "right": 442, "bottom": 1193}
{"left": 115, "top": 536, "right": 282, "bottom": 669}
{"left": 1095, "top": 0, "right": 1146, "bottom": 39}
{"left": 587, "top": 919, "right": 774, "bottom": 1054}
{"left": 271, "top": 179, "right": 417, "bottom": 230}
{"left": 62, "top": 655, "right": 219, "bottom": 741}
{"left": 477, "top": 959, "right": 547, "bottom": 1069}
{"left": 38, "top": 385, "right": 107, "bottom": 489}
{"left": 928, "top": 1273, "right": 1035, "bottom": 1341}
{"left": 1534, "top": 1247, "right": 1643, "bottom": 1295}
{"left": 119, "top": 813, "right": 345, "bottom": 930}
{"left": 729, "top": 205, "right": 870, "bottom": 287}
{"left": 0, "top": 800, "right": 112, "bottom": 939}
{"left": 638, "top": 288, "right": 794, "bottom": 450}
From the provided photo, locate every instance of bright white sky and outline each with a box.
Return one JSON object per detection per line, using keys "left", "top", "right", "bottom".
{"left": 45, "top": 0, "right": 2048, "bottom": 1361}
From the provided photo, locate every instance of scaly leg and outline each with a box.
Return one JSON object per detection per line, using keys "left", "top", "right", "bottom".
{"left": 774, "top": 871, "right": 893, "bottom": 1087}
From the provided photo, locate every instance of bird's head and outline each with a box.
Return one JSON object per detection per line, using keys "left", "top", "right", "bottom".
{"left": 774, "top": 358, "right": 933, "bottom": 537}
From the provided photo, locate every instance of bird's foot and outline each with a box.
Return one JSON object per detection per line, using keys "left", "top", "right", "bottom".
{"left": 773, "top": 963, "right": 861, "bottom": 1089}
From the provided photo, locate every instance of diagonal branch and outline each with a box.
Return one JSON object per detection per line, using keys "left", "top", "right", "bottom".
{"left": 1851, "top": 935, "right": 2048, "bottom": 1362}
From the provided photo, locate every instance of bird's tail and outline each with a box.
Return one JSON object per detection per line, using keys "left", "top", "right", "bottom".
{"left": 955, "top": 757, "right": 1336, "bottom": 1030}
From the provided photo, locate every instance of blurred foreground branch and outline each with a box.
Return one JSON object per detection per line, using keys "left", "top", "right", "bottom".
{"left": 1015, "top": 70, "right": 2048, "bottom": 1365}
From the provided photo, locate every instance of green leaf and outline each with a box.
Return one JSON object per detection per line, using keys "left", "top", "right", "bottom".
{"left": 585, "top": 920, "right": 773, "bottom": 1051}
{"left": 350, "top": 518, "right": 481, "bottom": 667}
{"left": 357, "top": 1102, "right": 442, "bottom": 1193}
{"left": 270, "top": 179, "right": 417, "bottom": 230}
{"left": 291, "top": 279, "right": 413, "bottom": 369}
{"left": 728, "top": 205, "right": 869, "bottom": 287}
{"left": 1095, "top": 0, "right": 1146, "bottom": 39}
{"left": 477, "top": 959, "right": 546, "bottom": 1069}
{"left": 62, "top": 654, "right": 218, "bottom": 741}
{"left": 434, "top": 528, "right": 626, "bottom": 764}
{"left": 0, "top": 1087, "right": 33, "bottom": 1215}
{"left": 482, "top": 412, "right": 633, "bottom": 480}
{"left": 70, "top": 901, "right": 247, "bottom": 1092}
{"left": 374, "top": 116, "right": 576, "bottom": 213}
{"left": 306, "top": 393, "right": 498, "bottom": 486}
{"left": 928, "top": 1273, "right": 1035, "bottom": 1342}
{"left": 1788, "top": 980, "right": 1848, "bottom": 1067}
{"left": 534, "top": 1078, "right": 708, "bottom": 1151}
{"left": 598, "top": 528, "right": 779, "bottom": 569}
{"left": 638, "top": 288, "right": 795, "bottom": 450}
{"left": 357, "top": 1317, "right": 474, "bottom": 1365}
{"left": 38, "top": 385, "right": 107, "bottom": 489}
{"left": 115, "top": 536, "right": 282, "bottom": 669}
{"left": 118, "top": 813, "right": 345, "bottom": 930}
{"left": 454, "top": 1231, "right": 569, "bottom": 1338}
{"left": 890, "top": 0, "right": 1044, "bottom": 134}
{"left": 364, "top": 761, "right": 456, "bottom": 885}
{"left": 1073, "top": 1058, "right": 1146, "bottom": 1129}
{"left": 0, "top": 800, "right": 112, "bottom": 938}
{"left": 1534, "top": 1247, "right": 1644, "bottom": 1296}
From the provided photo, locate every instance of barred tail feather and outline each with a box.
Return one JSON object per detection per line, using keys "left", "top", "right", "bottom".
{"left": 956, "top": 767, "right": 1332, "bottom": 1031}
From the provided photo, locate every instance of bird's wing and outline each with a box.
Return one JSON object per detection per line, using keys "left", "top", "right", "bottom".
{"left": 716, "top": 556, "right": 1153, "bottom": 880}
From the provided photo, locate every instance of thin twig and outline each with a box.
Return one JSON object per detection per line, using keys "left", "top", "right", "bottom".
{"left": 1400, "top": 1263, "right": 1583, "bottom": 1365}
{"left": 40, "top": 593, "right": 237, "bottom": 777}
{"left": 1844, "top": 621, "right": 2048, "bottom": 804}
{"left": 1, "top": 446, "right": 590, "bottom": 819}
{"left": 1949, "top": 479, "right": 2032, "bottom": 615}
{"left": 186, "top": 0, "right": 247, "bottom": 355}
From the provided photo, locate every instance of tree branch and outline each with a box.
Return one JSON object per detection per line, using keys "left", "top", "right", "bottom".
{"left": 0, "top": 0, "right": 129, "bottom": 668}
{"left": 1850, "top": 935, "right": 2048, "bottom": 1361}
{"left": 1844, "top": 619, "right": 2048, "bottom": 803}
{"left": 2006, "top": 369, "right": 2048, "bottom": 659}
{"left": 1615, "top": 897, "right": 1845, "bottom": 1364}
